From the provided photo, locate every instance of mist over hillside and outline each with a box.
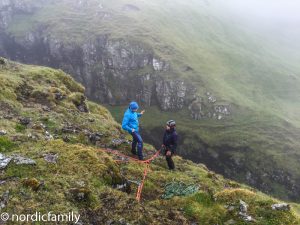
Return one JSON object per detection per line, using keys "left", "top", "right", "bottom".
{"left": 1, "top": 0, "right": 300, "bottom": 203}
{"left": 217, "top": 0, "right": 300, "bottom": 60}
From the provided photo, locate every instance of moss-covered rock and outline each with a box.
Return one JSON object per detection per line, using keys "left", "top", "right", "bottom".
{"left": 22, "top": 178, "right": 43, "bottom": 191}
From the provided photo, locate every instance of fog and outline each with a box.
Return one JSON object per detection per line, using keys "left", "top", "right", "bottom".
{"left": 213, "top": 0, "right": 300, "bottom": 50}
{"left": 221, "top": 0, "right": 300, "bottom": 24}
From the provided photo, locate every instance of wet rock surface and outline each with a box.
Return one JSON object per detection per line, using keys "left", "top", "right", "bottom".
{"left": 89, "top": 132, "right": 103, "bottom": 144}
{"left": 19, "top": 117, "right": 31, "bottom": 126}
{"left": 271, "top": 203, "right": 290, "bottom": 211}
{"left": 0, "top": 153, "right": 12, "bottom": 169}
{"left": 111, "top": 138, "right": 129, "bottom": 147}
{"left": 188, "top": 93, "right": 231, "bottom": 120}
{"left": 44, "top": 130, "right": 53, "bottom": 141}
{"left": 112, "top": 180, "right": 131, "bottom": 194}
{"left": 0, "top": 190, "right": 9, "bottom": 209}
{"left": 42, "top": 105, "right": 51, "bottom": 112}
{"left": 238, "top": 200, "right": 255, "bottom": 222}
{"left": 12, "top": 154, "right": 36, "bottom": 165}
{"left": 43, "top": 153, "right": 58, "bottom": 164}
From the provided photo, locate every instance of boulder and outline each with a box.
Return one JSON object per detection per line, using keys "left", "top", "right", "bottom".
{"left": 0, "top": 130, "right": 7, "bottom": 135}
{"left": 42, "top": 106, "right": 51, "bottom": 112}
{"left": 89, "top": 132, "right": 103, "bottom": 144}
{"left": 12, "top": 155, "right": 36, "bottom": 165}
{"left": 0, "top": 153, "right": 12, "bottom": 169}
{"left": 43, "top": 153, "right": 58, "bottom": 164}
{"left": 19, "top": 117, "right": 31, "bottom": 125}
{"left": 271, "top": 203, "right": 290, "bottom": 211}
{"left": 238, "top": 200, "right": 256, "bottom": 222}
{"left": 111, "top": 138, "right": 128, "bottom": 147}
{"left": 112, "top": 180, "right": 131, "bottom": 194}
{"left": 0, "top": 190, "right": 9, "bottom": 209}
{"left": 45, "top": 131, "right": 53, "bottom": 141}
{"left": 239, "top": 200, "right": 248, "bottom": 213}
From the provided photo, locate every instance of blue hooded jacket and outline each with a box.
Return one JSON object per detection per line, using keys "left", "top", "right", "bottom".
{"left": 122, "top": 107, "right": 142, "bottom": 133}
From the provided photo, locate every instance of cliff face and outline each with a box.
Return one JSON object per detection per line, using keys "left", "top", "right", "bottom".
{"left": 0, "top": 31, "right": 230, "bottom": 119}
{"left": 0, "top": 0, "right": 231, "bottom": 119}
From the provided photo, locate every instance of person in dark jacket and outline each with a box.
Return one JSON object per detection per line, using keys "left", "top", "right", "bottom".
{"left": 162, "top": 120, "right": 178, "bottom": 170}
{"left": 122, "top": 101, "right": 145, "bottom": 160}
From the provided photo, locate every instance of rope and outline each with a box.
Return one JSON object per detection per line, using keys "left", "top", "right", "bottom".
{"left": 96, "top": 148, "right": 160, "bottom": 202}
{"left": 136, "top": 163, "right": 150, "bottom": 201}
{"left": 161, "top": 181, "right": 199, "bottom": 199}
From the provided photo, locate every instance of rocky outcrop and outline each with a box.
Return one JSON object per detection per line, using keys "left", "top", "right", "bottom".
{"left": 0, "top": 153, "right": 36, "bottom": 169}
{"left": 0, "top": 1, "right": 231, "bottom": 119}
{"left": 155, "top": 78, "right": 189, "bottom": 111}
{"left": 0, "top": 30, "right": 192, "bottom": 109}
{"left": 271, "top": 203, "right": 290, "bottom": 211}
{"left": 0, "top": 31, "right": 231, "bottom": 118}
{"left": 188, "top": 92, "right": 231, "bottom": 120}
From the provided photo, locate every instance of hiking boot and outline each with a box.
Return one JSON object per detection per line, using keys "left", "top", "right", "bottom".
{"left": 131, "top": 149, "right": 137, "bottom": 155}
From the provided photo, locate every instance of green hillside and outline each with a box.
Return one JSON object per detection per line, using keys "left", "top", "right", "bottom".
{"left": 1, "top": 57, "right": 300, "bottom": 224}
{"left": 7, "top": 0, "right": 300, "bottom": 117}
{"left": 1, "top": 0, "right": 300, "bottom": 202}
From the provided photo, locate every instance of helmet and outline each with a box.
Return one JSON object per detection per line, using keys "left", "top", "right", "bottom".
{"left": 166, "top": 120, "right": 176, "bottom": 127}
{"left": 129, "top": 101, "right": 139, "bottom": 110}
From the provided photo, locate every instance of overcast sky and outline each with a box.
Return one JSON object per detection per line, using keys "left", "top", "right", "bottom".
{"left": 222, "top": 0, "right": 300, "bottom": 25}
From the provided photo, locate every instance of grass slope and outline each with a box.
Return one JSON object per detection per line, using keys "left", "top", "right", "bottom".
{"left": 107, "top": 105, "right": 300, "bottom": 201}
{"left": 3, "top": 0, "right": 300, "bottom": 201}
{"left": 0, "top": 58, "right": 300, "bottom": 224}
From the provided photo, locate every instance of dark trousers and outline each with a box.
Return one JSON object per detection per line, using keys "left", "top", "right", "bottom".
{"left": 162, "top": 146, "right": 175, "bottom": 170}
{"left": 166, "top": 153, "right": 175, "bottom": 170}
{"left": 131, "top": 131, "right": 143, "bottom": 160}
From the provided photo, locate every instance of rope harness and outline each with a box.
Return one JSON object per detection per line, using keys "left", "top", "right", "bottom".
{"left": 96, "top": 148, "right": 161, "bottom": 202}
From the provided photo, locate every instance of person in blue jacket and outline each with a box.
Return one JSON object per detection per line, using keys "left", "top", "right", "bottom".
{"left": 122, "top": 101, "right": 145, "bottom": 160}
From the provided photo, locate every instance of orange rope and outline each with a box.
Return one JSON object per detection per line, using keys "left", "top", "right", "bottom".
{"left": 96, "top": 148, "right": 160, "bottom": 202}
{"left": 136, "top": 163, "right": 150, "bottom": 201}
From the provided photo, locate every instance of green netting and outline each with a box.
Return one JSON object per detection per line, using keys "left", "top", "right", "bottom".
{"left": 161, "top": 181, "right": 199, "bottom": 199}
